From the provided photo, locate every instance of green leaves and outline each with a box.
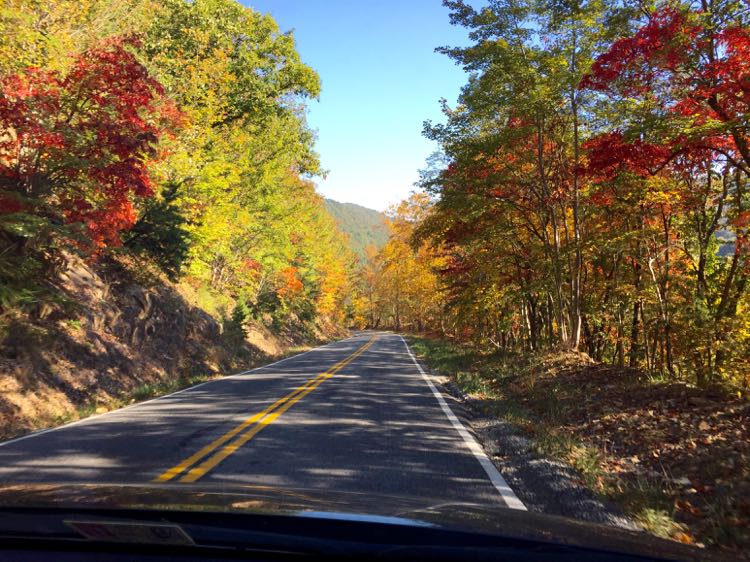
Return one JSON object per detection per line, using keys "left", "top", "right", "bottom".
{"left": 0, "top": 0, "right": 353, "bottom": 332}
{"left": 124, "top": 182, "right": 192, "bottom": 281}
{"left": 144, "top": 0, "right": 319, "bottom": 128}
{"left": 0, "top": 212, "right": 50, "bottom": 239}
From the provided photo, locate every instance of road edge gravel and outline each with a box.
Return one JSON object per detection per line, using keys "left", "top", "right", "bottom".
{"left": 406, "top": 346, "right": 638, "bottom": 531}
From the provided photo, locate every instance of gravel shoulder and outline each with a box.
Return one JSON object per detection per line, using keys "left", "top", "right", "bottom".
{"left": 421, "top": 366, "right": 637, "bottom": 530}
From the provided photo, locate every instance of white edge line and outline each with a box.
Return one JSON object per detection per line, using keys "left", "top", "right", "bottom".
{"left": 0, "top": 336, "right": 352, "bottom": 448}
{"left": 399, "top": 335, "right": 527, "bottom": 511}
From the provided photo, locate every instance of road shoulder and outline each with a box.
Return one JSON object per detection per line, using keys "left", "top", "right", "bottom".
{"left": 405, "top": 335, "right": 636, "bottom": 530}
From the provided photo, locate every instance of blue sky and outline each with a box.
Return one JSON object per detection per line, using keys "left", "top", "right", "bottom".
{"left": 244, "top": 0, "right": 471, "bottom": 211}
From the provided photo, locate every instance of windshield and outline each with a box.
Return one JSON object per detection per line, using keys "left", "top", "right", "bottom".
{"left": 0, "top": 1, "right": 747, "bottom": 560}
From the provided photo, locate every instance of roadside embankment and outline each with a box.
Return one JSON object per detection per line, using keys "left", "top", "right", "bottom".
{"left": 407, "top": 335, "right": 749, "bottom": 559}
{"left": 0, "top": 255, "right": 342, "bottom": 441}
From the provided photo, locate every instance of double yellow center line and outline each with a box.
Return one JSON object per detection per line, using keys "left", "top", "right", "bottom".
{"left": 154, "top": 336, "right": 377, "bottom": 483}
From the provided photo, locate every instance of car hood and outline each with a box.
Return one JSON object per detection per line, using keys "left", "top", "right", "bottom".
{"left": 0, "top": 483, "right": 712, "bottom": 561}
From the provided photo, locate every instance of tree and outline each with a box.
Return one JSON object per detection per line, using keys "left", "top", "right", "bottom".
{"left": 0, "top": 0, "right": 154, "bottom": 75}
{"left": 123, "top": 181, "right": 192, "bottom": 279}
{"left": 0, "top": 36, "right": 178, "bottom": 253}
{"left": 353, "top": 194, "right": 445, "bottom": 332}
{"left": 0, "top": 0, "right": 356, "bottom": 338}
{"left": 581, "top": 3, "right": 750, "bottom": 384}
{"left": 409, "top": 0, "right": 749, "bottom": 388}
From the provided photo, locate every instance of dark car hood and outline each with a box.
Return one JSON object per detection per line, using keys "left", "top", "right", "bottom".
{"left": 0, "top": 483, "right": 712, "bottom": 561}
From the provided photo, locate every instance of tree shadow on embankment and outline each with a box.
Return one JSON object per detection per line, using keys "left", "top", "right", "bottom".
{"left": 0, "top": 255, "right": 279, "bottom": 440}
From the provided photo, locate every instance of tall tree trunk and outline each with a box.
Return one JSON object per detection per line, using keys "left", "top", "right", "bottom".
{"left": 527, "top": 296, "right": 539, "bottom": 351}
{"left": 551, "top": 211, "right": 569, "bottom": 345}
{"left": 570, "top": 21, "right": 583, "bottom": 351}
{"left": 537, "top": 114, "right": 568, "bottom": 345}
{"left": 629, "top": 215, "right": 644, "bottom": 368}
{"left": 616, "top": 305, "right": 625, "bottom": 367}
{"left": 647, "top": 208, "right": 675, "bottom": 377}
{"left": 661, "top": 209, "right": 675, "bottom": 377}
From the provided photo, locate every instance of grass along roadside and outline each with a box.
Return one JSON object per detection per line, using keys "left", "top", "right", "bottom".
{"left": 406, "top": 335, "right": 750, "bottom": 557}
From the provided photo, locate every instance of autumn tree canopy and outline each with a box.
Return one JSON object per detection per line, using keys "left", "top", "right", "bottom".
{"left": 356, "top": 0, "right": 750, "bottom": 390}
{"left": 0, "top": 0, "right": 355, "bottom": 332}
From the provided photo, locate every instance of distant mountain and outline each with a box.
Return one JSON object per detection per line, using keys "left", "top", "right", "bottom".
{"left": 324, "top": 198, "right": 389, "bottom": 260}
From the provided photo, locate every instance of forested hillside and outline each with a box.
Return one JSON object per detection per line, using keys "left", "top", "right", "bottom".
{"left": 355, "top": 0, "right": 750, "bottom": 552}
{"left": 0, "top": 0, "right": 356, "bottom": 434}
{"left": 323, "top": 198, "right": 389, "bottom": 260}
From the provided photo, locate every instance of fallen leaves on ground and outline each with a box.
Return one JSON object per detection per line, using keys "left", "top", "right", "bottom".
{"left": 503, "top": 352, "right": 750, "bottom": 554}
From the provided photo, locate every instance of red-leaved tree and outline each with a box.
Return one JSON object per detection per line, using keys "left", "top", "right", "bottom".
{"left": 581, "top": 5, "right": 750, "bottom": 177}
{"left": 580, "top": 4, "right": 750, "bottom": 381}
{"left": 0, "top": 35, "right": 180, "bottom": 253}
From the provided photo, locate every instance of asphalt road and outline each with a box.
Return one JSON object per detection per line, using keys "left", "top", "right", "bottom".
{"left": 0, "top": 332, "right": 525, "bottom": 512}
